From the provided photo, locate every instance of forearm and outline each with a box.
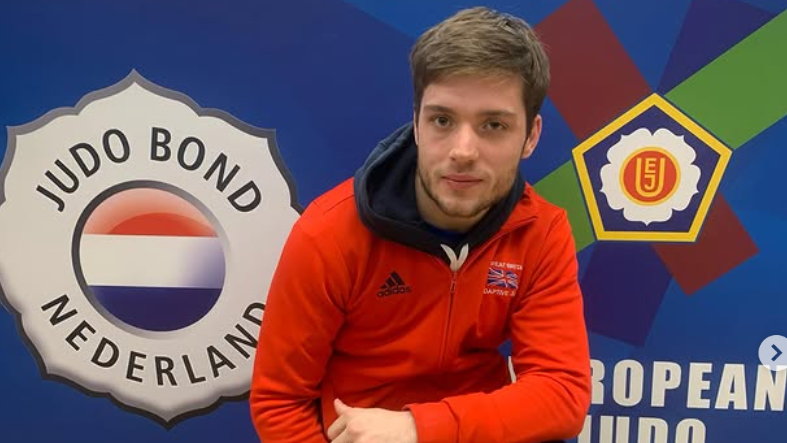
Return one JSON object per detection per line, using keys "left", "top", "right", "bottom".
{"left": 251, "top": 391, "right": 328, "bottom": 443}
{"left": 408, "top": 364, "right": 589, "bottom": 443}
{"left": 250, "top": 319, "right": 332, "bottom": 443}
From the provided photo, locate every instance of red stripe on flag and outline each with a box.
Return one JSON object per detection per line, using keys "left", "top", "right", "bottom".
{"left": 106, "top": 212, "right": 216, "bottom": 237}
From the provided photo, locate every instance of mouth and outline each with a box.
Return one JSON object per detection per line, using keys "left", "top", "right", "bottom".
{"left": 443, "top": 174, "right": 482, "bottom": 190}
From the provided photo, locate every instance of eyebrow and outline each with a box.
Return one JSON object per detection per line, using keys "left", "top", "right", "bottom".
{"left": 421, "top": 104, "right": 517, "bottom": 118}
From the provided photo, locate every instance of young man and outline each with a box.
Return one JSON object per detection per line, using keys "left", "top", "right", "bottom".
{"left": 251, "top": 7, "right": 590, "bottom": 443}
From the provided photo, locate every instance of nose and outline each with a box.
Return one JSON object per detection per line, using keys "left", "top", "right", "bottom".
{"left": 449, "top": 124, "right": 480, "bottom": 164}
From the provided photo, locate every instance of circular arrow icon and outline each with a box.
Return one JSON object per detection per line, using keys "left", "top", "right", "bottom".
{"left": 759, "top": 335, "right": 787, "bottom": 372}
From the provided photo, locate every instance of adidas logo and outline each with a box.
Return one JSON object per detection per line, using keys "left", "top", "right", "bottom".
{"left": 377, "top": 271, "right": 412, "bottom": 297}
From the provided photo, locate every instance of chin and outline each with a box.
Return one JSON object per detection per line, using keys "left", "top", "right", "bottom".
{"left": 438, "top": 199, "right": 488, "bottom": 219}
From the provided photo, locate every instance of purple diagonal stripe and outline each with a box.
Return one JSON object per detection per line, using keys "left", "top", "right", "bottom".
{"left": 659, "top": 0, "right": 774, "bottom": 92}
{"left": 581, "top": 243, "right": 672, "bottom": 346}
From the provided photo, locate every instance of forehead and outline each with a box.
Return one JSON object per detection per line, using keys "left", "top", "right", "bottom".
{"left": 420, "top": 73, "right": 526, "bottom": 116}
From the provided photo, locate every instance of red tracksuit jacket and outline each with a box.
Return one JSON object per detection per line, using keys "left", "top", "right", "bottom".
{"left": 251, "top": 124, "right": 590, "bottom": 443}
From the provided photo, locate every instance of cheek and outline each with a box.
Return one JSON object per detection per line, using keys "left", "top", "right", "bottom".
{"left": 416, "top": 148, "right": 435, "bottom": 176}
{"left": 417, "top": 142, "right": 446, "bottom": 169}
{"left": 482, "top": 148, "right": 523, "bottom": 177}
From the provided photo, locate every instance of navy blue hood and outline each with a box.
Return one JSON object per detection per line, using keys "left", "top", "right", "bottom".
{"left": 353, "top": 123, "right": 525, "bottom": 260}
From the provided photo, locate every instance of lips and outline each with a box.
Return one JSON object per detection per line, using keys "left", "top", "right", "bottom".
{"left": 443, "top": 174, "right": 482, "bottom": 190}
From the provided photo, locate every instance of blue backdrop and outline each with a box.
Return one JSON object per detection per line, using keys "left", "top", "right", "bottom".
{"left": 2, "top": 0, "right": 786, "bottom": 442}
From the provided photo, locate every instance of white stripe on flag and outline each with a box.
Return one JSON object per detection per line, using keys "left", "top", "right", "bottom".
{"left": 80, "top": 234, "right": 224, "bottom": 289}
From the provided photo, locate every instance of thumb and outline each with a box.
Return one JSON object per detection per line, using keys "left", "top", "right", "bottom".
{"left": 334, "top": 397, "right": 351, "bottom": 415}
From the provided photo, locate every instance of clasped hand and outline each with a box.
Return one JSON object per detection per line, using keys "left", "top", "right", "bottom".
{"left": 326, "top": 398, "right": 418, "bottom": 443}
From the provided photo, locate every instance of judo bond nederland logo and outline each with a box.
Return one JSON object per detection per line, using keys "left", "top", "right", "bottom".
{"left": 573, "top": 94, "right": 731, "bottom": 242}
{"left": 0, "top": 71, "right": 300, "bottom": 425}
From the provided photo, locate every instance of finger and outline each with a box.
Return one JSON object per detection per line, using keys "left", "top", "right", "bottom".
{"left": 326, "top": 414, "right": 347, "bottom": 440}
{"left": 330, "top": 428, "right": 353, "bottom": 443}
{"left": 334, "top": 397, "right": 352, "bottom": 415}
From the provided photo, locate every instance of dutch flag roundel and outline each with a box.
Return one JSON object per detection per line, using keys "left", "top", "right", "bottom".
{"left": 77, "top": 187, "right": 225, "bottom": 332}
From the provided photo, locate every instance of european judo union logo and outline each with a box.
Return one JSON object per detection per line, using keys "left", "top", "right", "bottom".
{"left": 573, "top": 94, "right": 731, "bottom": 242}
{"left": 0, "top": 71, "right": 300, "bottom": 425}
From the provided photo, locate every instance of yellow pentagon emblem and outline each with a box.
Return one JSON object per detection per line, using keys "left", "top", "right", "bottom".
{"left": 573, "top": 94, "right": 731, "bottom": 242}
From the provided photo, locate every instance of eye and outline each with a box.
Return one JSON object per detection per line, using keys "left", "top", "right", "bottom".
{"left": 431, "top": 115, "right": 452, "bottom": 128}
{"left": 483, "top": 120, "right": 507, "bottom": 131}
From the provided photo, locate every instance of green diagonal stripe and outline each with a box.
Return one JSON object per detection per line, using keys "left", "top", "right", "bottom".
{"left": 667, "top": 10, "right": 787, "bottom": 149}
{"left": 534, "top": 161, "right": 594, "bottom": 252}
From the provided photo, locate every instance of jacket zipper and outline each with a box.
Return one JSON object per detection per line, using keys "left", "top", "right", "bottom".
{"left": 437, "top": 270, "right": 458, "bottom": 370}
{"left": 434, "top": 215, "right": 538, "bottom": 371}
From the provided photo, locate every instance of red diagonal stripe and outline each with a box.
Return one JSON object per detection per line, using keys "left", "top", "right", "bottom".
{"left": 653, "top": 195, "right": 758, "bottom": 295}
{"left": 536, "top": 0, "right": 651, "bottom": 139}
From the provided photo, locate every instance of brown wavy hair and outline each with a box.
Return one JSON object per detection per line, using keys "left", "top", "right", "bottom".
{"left": 410, "top": 6, "right": 550, "bottom": 132}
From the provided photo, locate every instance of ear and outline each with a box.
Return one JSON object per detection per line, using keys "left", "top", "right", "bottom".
{"left": 521, "top": 114, "right": 542, "bottom": 160}
{"left": 413, "top": 110, "right": 420, "bottom": 145}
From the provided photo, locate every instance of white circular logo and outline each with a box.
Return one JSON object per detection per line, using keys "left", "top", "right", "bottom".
{"left": 0, "top": 72, "right": 300, "bottom": 425}
{"left": 600, "top": 128, "right": 701, "bottom": 225}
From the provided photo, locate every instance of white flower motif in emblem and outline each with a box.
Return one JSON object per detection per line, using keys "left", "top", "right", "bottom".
{"left": 600, "top": 128, "right": 701, "bottom": 225}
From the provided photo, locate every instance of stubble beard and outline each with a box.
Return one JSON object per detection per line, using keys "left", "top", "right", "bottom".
{"left": 416, "top": 164, "right": 519, "bottom": 221}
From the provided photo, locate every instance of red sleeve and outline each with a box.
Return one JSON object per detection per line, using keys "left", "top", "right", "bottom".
{"left": 250, "top": 207, "right": 350, "bottom": 443}
{"left": 407, "top": 211, "right": 591, "bottom": 443}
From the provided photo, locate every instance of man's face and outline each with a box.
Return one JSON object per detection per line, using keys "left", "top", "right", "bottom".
{"left": 413, "top": 73, "right": 542, "bottom": 232}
